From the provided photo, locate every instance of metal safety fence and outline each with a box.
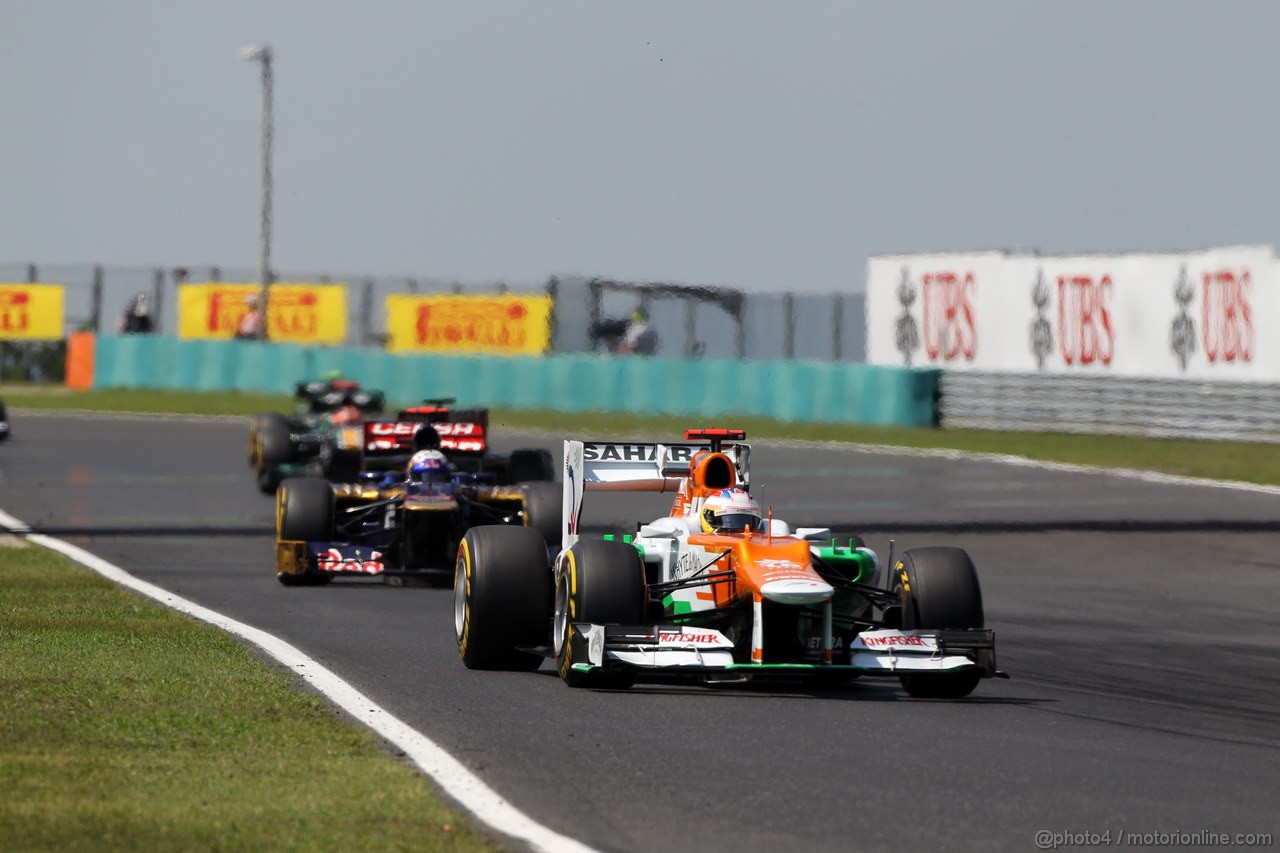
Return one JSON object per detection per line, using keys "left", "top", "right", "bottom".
{"left": 0, "top": 262, "right": 867, "bottom": 380}
{"left": 939, "top": 371, "right": 1280, "bottom": 442}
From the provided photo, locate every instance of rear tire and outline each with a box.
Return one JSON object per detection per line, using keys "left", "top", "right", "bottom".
{"left": 454, "top": 526, "right": 550, "bottom": 671}
{"left": 247, "top": 413, "right": 270, "bottom": 465}
{"left": 326, "top": 449, "right": 363, "bottom": 484}
{"left": 518, "top": 481, "right": 563, "bottom": 551}
{"left": 554, "top": 539, "right": 646, "bottom": 689}
{"left": 507, "top": 448, "right": 555, "bottom": 484}
{"left": 894, "top": 547, "right": 984, "bottom": 699}
{"left": 277, "top": 477, "right": 334, "bottom": 542}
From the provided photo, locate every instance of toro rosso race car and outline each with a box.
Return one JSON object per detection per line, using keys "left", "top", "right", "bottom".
{"left": 454, "top": 429, "right": 1004, "bottom": 698}
{"left": 252, "top": 392, "right": 555, "bottom": 495}
{"left": 249, "top": 377, "right": 387, "bottom": 493}
{"left": 273, "top": 430, "right": 562, "bottom": 586}
{"left": 359, "top": 400, "right": 556, "bottom": 483}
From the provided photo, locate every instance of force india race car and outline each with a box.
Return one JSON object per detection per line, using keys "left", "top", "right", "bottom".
{"left": 453, "top": 429, "right": 1005, "bottom": 697}
{"left": 273, "top": 432, "right": 562, "bottom": 587}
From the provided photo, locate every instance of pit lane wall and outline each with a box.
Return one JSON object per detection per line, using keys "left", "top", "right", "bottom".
{"left": 89, "top": 335, "right": 939, "bottom": 427}
{"left": 867, "top": 245, "right": 1267, "bottom": 380}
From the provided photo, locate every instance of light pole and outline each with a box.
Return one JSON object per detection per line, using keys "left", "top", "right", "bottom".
{"left": 239, "top": 43, "right": 273, "bottom": 340}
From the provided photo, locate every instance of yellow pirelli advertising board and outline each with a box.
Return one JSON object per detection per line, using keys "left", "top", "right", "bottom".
{"left": 178, "top": 283, "right": 347, "bottom": 343}
{"left": 385, "top": 294, "right": 553, "bottom": 354}
{"left": 0, "top": 283, "right": 65, "bottom": 340}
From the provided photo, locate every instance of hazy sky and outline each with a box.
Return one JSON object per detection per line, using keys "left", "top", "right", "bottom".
{"left": 3, "top": 1, "right": 1278, "bottom": 293}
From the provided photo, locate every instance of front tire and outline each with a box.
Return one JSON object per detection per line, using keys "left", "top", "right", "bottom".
{"left": 277, "top": 477, "right": 334, "bottom": 542}
{"left": 454, "top": 526, "right": 551, "bottom": 671}
{"left": 275, "top": 478, "right": 334, "bottom": 586}
{"left": 554, "top": 539, "right": 647, "bottom": 689}
{"left": 894, "top": 547, "right": 984, "bottom": 699}
{"left": 507, "top": 448, "right": 555, "bottom": 484}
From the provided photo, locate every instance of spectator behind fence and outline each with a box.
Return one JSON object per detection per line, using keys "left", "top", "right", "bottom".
{"left": 617, "top": 309, "right": 658, "bottom": 355}
{"left": 117, "top": 292, "right": 154, "bottom": 334}
{"left": 589, "top": 316, "right": 628, "bottom": 353}
{"left": 235, "top": 294, "right": 264, "bottom": 340}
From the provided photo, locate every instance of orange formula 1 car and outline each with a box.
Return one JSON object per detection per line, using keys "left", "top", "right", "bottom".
{"left": 453, "top": 429, "right": 1005, "bottom": 697}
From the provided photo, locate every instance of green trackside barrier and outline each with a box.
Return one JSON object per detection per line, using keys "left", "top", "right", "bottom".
{"left": 92, "top": 336, "right": 940, "bottom": 427}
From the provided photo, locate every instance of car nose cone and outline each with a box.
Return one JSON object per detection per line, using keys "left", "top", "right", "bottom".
{"left": 759, "top": 577, "right": 834, "bottom": 605}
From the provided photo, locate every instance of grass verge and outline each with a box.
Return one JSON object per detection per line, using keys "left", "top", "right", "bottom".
{"left": 0, "top": 542, "right": 498, "bottom": 852}
{"left": 4, "top": 383, "right": 1279, "bottom": 487}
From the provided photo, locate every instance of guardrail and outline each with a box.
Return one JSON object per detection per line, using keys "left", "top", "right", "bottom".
{"left": 939, "top": 371, "right": 1280, "bottom": 442}
{"left": 91, "top": 335, "right": 938, "bottom": 428}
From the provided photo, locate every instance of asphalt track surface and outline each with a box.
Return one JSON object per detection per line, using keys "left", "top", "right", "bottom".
{"left": 3, "top": 411, "right": 1279, "bottom": 852}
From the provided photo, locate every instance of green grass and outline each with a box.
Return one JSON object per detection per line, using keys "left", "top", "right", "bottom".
{"left": 4, "top": 383, "right": 1277, "bottom": 487}
{"left": 0, "top": 385, "right": 295, "bottom": 417}
{"left": 0, "top": 543, "right": 499, "bottom": 852}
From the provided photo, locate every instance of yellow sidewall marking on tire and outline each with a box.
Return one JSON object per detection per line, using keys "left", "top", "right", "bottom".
{"left": 275, "top": 486, "right": 286, "bottom": 537}
{"left": 457, "top": 539, "right": 473, "bottom": 657}
{"left": 558, "top": 551, "right": 579, "bottom": 678}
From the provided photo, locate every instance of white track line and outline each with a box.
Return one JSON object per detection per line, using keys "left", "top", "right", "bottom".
{"left": 772, "top": 439, "right": 1280, "bottom": 496}
{"left": 0, "top": 508, "right": 594, "bottom": 853}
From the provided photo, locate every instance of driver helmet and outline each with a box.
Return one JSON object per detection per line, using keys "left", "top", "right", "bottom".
{"left": 407, "top": 449, "right": 451, "bottom": 485}
{"left": 700, "top": 488, "right": 763, "bottom": 534}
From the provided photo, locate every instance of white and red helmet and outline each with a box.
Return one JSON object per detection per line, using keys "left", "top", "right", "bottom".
{"left": 700, "top": 488, "right": 762, "bottom": 534}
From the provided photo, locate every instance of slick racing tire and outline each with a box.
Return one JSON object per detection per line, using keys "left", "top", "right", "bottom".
{"left": 507, "top": 448, "right": 555, "bottom": 484}
{"left": 894, "top": 547, "right": 984, "bottom": 699}
{"left": 326, "top": 449, "right": 363, "bottom": 484}
{"left": 247, "top": 413, "right": 270, "bottom": 466}
{"left": 0, "top": 399, "right": 10, "bottom": 442}
{"left": 275, "top": 477, "right": 335, "bottom": 586}
{"left": 257, "top": 413, "right": 293, "bottom": 464}
{"left": 555, "top": 539, "right": 646, "bottom": 689}
{"left": 256, "top": 414, "right": 294, "bottom": 493}
{"left": 518, "top": 481, "right": 563, "bottom": 550}
{"left": 277, "top": 477, "right": 334, "bottom": 542}
{"left": 455, "top": 526, "right": 550, "bottom": 671}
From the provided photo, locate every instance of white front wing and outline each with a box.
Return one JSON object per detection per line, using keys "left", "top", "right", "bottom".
{"left": 575, "top": 626, "right": 985, "bottom": 674}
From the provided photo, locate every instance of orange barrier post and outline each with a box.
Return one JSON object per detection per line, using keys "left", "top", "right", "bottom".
{"left": 65, "top": 331, "right": 96, "bottom": 389}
